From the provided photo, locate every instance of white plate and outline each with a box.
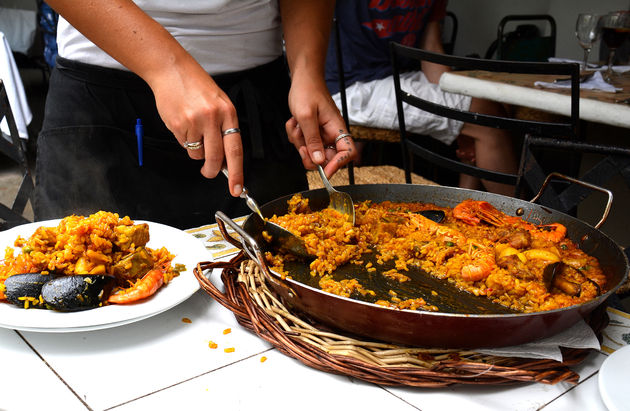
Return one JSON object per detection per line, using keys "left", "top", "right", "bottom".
{"left": 599, "top": 344, "right": 630, "bottom": 411}
{"left": 0, "top": 219, "right": 211, "bottom": 332}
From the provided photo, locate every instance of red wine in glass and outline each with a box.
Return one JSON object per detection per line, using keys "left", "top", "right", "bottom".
{"left": 602, "top": 26, "right": 630, "bottom": 49}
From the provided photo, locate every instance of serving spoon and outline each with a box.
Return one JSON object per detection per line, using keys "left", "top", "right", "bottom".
{"left": 317, "top": 165, "right": 355, "bottom": 225}
{"left": 221, "top": 168, "right": 312, "bottom": 259}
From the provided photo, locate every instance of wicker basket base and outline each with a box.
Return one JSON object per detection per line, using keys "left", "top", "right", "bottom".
{"left": 194, "top": 254, "right": 607, "bottom": 387}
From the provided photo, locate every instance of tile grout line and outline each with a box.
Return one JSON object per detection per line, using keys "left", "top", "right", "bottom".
{"left": 15, "top": 330, "right": 94, "bottom": 411}
{"left": 103, "top": 346, "right": 277, "bottom": 410}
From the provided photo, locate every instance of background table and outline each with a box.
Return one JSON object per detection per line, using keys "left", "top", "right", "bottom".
{"left": 1, "top": 222, "right": 628, "bottom": 411}
{"left": 440, "top": 70, "right": 630, "bottom": 129}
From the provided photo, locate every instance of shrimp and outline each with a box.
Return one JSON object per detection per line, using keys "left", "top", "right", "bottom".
{"left": 460, "top": 240, "right": 496, "bottom": 281}
{"left": 452, "top": 200, "right": 506, "bottom": 226}
{"left": 528, "top": 223, "right": 567, "bottom": 243}
{"left": 453, "top": 199, "right": 567, "bottom": 243}
{"left": 107, "top": 267, "right": 165, "bottom": 304}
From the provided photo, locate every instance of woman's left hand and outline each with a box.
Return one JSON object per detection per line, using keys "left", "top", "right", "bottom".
{"left": 285, "top": 73, "right": 357, "bottom": 178}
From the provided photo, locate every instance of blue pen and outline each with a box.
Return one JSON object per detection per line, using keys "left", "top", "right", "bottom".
{"left": 135, "top": 118, "right": 144, "bottom": 166}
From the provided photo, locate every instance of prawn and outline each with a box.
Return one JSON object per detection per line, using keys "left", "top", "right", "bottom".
{"left": 453, "top": 199, "right": 567, "bottom": 243}
{"left": 108, "top": 266, "right": 165, "bottom": 304}
{"left": 460, "top": 240, "right": 496, "bottom": 282}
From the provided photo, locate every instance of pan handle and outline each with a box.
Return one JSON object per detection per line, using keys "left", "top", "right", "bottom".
{"left": 214, "top": 212, "right": 297, "bottom": 297}
{"left": 529, "top": 172, "right": 613, "bottom": 229}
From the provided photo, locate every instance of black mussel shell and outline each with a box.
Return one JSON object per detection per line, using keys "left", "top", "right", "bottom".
{"left": 41, "top": 275, "right": 116, "bottom": 312}
{"left": 3, "top": 273, "right": 58, "bottom": 308}
{"left": 415, "top": 210, "right": 446, "bottom": 223}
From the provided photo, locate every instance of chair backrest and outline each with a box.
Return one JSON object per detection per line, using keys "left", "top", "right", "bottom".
{"left": 517, "top": 135, "right": 630, "bottom": 217}
{"left": 389, "top": 42, "right": 580, "bottom": 192}
{"left": 0, "top": 80, "right": 34, "bottom": 229}
{"left": 485, "top": 14, "right": 556, "bottom": 62}
{"left": 442, "top": 11, "right": 458, "bottom": 55}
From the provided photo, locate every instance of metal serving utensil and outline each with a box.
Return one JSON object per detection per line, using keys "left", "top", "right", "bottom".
{"left": 317, "top": 165, "right": 355, "bottom": 225}
{"left": 221, "top": 168, "right": 312, "bottom": 259}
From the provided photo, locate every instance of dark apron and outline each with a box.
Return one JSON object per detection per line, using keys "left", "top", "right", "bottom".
{"left": 35, "top": 57, "right": 307, "bottom": 229}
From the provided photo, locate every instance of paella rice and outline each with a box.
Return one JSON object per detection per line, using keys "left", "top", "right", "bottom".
{"left": 0, "top": 211, "right": 179, "bottom": 309}
{"left": 264, "top": 195, "right": 607, "bottom": 314}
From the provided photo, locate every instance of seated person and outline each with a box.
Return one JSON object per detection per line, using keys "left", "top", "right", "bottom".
{"left": 325, "top": 0, "right": 518, "bottom": 196}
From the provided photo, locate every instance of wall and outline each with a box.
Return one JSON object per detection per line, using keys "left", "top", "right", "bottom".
{"left": 448, "top": 0, "right": 630, "bottom": 61}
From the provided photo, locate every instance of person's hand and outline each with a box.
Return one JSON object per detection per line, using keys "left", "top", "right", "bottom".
{"left": 149, "top": 57, "right": 244, "bottom": 196}
{"left": 285, "top": 73, "right": 357, "bottom": 178}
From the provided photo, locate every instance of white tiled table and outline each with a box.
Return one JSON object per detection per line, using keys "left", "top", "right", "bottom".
{"left": 1, "top": 222, "right": 626, "bottom": 411}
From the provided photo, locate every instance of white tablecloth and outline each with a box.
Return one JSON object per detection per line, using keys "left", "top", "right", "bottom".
{"left": 0, "top": 31, "right": 33, "bottom": 141}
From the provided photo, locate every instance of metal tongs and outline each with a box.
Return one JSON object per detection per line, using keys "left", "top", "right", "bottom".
{"left": 221, "top": 168, "right": 312, "bottom": 258}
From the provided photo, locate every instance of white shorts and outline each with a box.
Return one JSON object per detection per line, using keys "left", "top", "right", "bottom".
{"left": 332, "top": 71, "right": 472, "bottom": 145}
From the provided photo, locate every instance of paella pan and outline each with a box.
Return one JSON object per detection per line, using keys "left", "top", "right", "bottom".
{"left": 215, "top": 183, "right": 628, "bottom": 348}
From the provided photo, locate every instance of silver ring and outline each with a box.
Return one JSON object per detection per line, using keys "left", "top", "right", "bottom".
{"left": 334, "top": 133, "right": 352, "bottom": 144}
{"left": 222, "top": 127, "right": 241, "bottom": 137}
{"left": 183, "top": 141, "right": 203, "bottom": 150}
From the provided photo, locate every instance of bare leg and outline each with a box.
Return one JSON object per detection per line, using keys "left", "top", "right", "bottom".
{"left": 455, "top": 135, "right": 481, "bottom": 190}
{"left": 459, "top": 98, "right": 518, "bottom": 196}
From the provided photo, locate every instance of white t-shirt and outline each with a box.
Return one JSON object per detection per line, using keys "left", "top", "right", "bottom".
{"left": 56, "top": 0, "right": 283, "bottom": 75}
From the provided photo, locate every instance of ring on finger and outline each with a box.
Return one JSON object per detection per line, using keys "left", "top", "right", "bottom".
{"left": 183, "top": 141, "right": 203, "bottom": 150}
{"left": 334, "top": 133, "right": 353, "bottom": 144}
{"left": 325, "top": 145, "right": 335, "bottom": 150}
{"left": 222, "top": 127, "right": 241, "bottom": 137}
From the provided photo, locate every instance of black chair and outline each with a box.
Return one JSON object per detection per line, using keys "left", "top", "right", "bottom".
{"left": 332, "top": 10, "right": 459, "bottom": 185}
{"left": 389, "top": 42, "right": 580, "bottom": 195}
{"left": 331, "top": 17, "right": 403, "bottom": 185}
{"left": 0, "top": 80, "right": 35, "bottom": 229}
{"left": 442, "top": 11, "right": 458, "bottom": 55}
{"left": 517, "top": 135, "right": 630, "bottom": 216}
{"left": 485, "top": 14, "right": 556, "bottom": 62}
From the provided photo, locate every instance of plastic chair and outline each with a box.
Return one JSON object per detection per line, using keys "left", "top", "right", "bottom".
{"left": 485, "top": 14, "right": 556, "bottom": 62}
{"left": 389, "top": 42, "right": 580, "bottom": 195}
{"left": 0, "top": 80, "right": 34, "bottom": 229}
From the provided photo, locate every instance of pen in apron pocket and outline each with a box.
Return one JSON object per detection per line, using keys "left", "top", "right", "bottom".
{"left": 136, "top": 118, "right": 144, "bottom": 166}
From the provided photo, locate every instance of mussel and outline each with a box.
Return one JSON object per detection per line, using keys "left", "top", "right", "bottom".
{"left": 3, "top": 273, "right": 116, "bottom": 311}
{"left": 414, "top": 210, "right": 446, "bottom": 223}
{"left": 542, "top": 261, "right": 601, "bottom": 297}
{"left": 3, "top": 273, "right": 57, "bottom": 308}
{"left": 42, "top": 275, "right": 116, "bottom": 312}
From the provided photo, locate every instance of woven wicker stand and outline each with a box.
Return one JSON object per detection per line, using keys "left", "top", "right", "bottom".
{"left": 193, "top": 253, "right": 608, "bottom": 387}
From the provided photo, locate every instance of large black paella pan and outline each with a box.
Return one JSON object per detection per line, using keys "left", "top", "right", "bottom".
{"left": 215, "top": 183, "right": 628, "bottom": 349}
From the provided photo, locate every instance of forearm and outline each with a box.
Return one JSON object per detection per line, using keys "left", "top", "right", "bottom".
{"left": 419, "top": 20, "right": 449, "bottom": 84}
{"left": 279, "top": 0, "right": 335, "bottom": 83}
{"left": 46, "top": 0, "right": 200, "bottom": 87}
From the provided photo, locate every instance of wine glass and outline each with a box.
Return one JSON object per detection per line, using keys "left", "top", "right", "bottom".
{"left": 575, "top": 13, "right": 601, "bottom": 70}
{"left": 599, "top": 11, "right": 630, "bottom": 83}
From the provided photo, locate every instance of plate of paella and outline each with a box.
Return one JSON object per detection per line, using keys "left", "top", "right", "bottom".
{"left": 0, "top": 212, "right": 211, "bottom": 332}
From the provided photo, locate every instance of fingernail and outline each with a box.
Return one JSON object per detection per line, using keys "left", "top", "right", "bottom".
{"left": 298, "top": 147, "right": 307, "bottom": 160}
{"left": 234, "top": 184, "right": 243, "bottom": 196}
{"left": 313, "top": 151, "right": 324, "bottom": 163}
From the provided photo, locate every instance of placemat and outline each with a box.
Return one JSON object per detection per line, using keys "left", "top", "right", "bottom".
{"left": 193, "top": 253, "right": 608, "bottom": 387}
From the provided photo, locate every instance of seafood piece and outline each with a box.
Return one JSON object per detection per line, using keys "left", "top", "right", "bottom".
{"left": 453, "top": 200, "right": 505, "bottom": 226}
{"left": 461, "top": 241, "right": 496, "bottom": 282}
{"left": 112, "top": 247, "right": 155, "bottom": 282}
{"left": 3, "top": 273, "right": 57, "bottom": 308}
{"left": 42, "top": 275, "right": 116, "bottom": 311}
{"left": 453, "top": 199, "right": 567, "bottom": 242}
{"left": 113, "top": 223, "right": 150, "bottom": 252}
{"left": 108, "top": 266, "right": 165, "bottom": 304}
{"left": 542, "top": 262, "right": 601, "bottom": 297}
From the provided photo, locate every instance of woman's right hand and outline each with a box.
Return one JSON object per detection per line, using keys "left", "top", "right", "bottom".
{"left": 148, "top": 56, "right": 245, "bottom": 197}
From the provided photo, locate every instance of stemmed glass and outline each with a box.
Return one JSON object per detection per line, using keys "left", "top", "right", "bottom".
{"left": 599, "top": 11, "right": 630, "bottom": 83}
{"left": 575, "top": 13, "right": 601, "bottom": 70}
